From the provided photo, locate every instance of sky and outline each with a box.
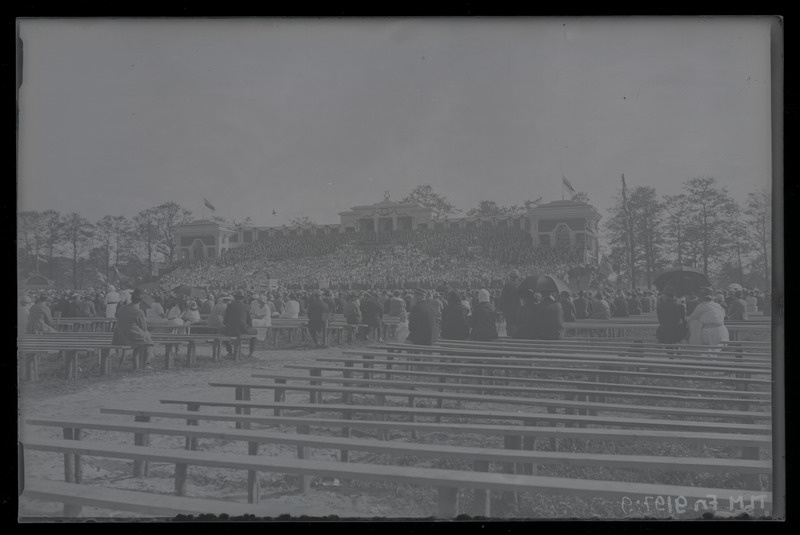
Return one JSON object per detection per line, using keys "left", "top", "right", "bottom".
{"left": 17, "top": 17, "right": 777, "bottom": 227}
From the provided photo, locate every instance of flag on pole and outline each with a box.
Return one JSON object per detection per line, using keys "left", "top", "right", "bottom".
{"left": 598, "top": 254, "right": 614, "bottom": 277}
{"left": 562, "top": 175, "right": 576, "bottom": 193}
{"left": 114, "top": 264, "right": 124, "bottom": 281}
{"left": 203, "top": 198, "right": 216, "bottom": 212}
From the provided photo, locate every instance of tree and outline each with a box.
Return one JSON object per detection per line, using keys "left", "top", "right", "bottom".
{"left": 17, "top": 211, "right": 47, "bottom": 275}
{"left": 41, "top": 210, "right": 64, "bottom": 282}
{"left": 149, "top": 202, "right": 193, "bottom": 263}
{"left": 402, "top": 185, "right": 460, "bottom": 220}
{"left": 663, "top": 194, "right": 691, "bottom": 267}
{"left": 721, "top": 201, "right": 753, "bottom": 286}
{"left": 132, "top": 208, "right": 161, "bottom": 277}
{"left": 466, "top": 201, "right": 503, "bottom": 218}
{"left": 571, "top": 191, "right": 590, "bottom": 204}
{"left": 745, "top": 188, "right": 771, "bottom": 289}
{"left": 466, "top": 201, "right": 527, "bottom": 218}
{"left": 289, "top": 216, "right": 316, "bottom": 226}
{"left": 605, "top": 185, "right": 666, "bottom": 288}
{"left": 62, "top": 212, "right": 95, "bottom": 289}
{"left": 681, "top": 176, "right": 735, "bottom": 277}
{"left": 95, "top": 215, "right": 130, "bottom": 283}
{"left": 523, "top": 197, "right": 543, "bottom": 210}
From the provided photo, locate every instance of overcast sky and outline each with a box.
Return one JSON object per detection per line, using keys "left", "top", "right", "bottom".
{"left": 17, "top": 17, "right": 776, "bottom": 227}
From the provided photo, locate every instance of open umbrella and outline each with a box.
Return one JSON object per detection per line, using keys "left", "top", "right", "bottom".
{"left": 137, "top": 292, "right": 155, "bottom": 306}
{"left": 517, "top": 275, "right": 539, "bottom": 293}
{"left": 536, "top": 275, "right": 570, "bottom": 295}
{"left": 653, "top": 267, "right": 710, "bottom": 296}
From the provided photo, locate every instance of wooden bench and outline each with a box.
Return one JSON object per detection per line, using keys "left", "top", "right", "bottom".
{"left": 206, "top": 380, "right": 771, "bottom": 423}
{"left": 314, "top": 356, "right": 771, "bottom": 390}
{"left": 17, "top": 341, "right": 154, "bottom": 380}
{"left": 20, "top": 478, "right": 274, "bottom": 518}
{"left": 23, "top": 421, "right": 771, "bottom": 517}
{"left": 283, "top": 363, "right": 771, "bottom": 400}
{"left": 248, "top": 371, "right": 770, "bottom": 409}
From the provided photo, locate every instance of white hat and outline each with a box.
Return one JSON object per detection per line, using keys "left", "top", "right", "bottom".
{"left": 478, "top": 289, "right": 491, "bottom": 303}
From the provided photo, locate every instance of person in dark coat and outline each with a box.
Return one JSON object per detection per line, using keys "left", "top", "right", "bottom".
{"left": 573, "top": 291, "right": 590, "bottom": 319}
{"left": 112, "top": 290, "right": 153, "bottom": 369}
{"left": 640, "top": 292, "right": 652, "bottom": 313}
{"left": 77, "top": 294, "right": 97, "bottom": 317}
{"left": 512, "top": 289, "right": 539, "bottom": 339}
{"left": 469, "top": 289, "right": 498, "bottom": 341}
{"left": 407, "top": 288, "right": 438, "bottom": 345}
{"left": 223, "top": 292, "right": 256, "bottom": 337}
{"left": 26, "top": 294, "right": 57, "bottom": 334}
{"left": 612, "top": 292, "right": 629, "bottom": 317}
{"left": 627, "top": 291, "right": 642, "bottom": 315}
{"left": 727, "top": 291, "right": 748, "bottom": 321}
{"left": 498, "top": 270, "right": 521, "bottom": 334}
{"left": 306, "top": 293, "right": 329, "bottom": 347}
{"left": 560, "top": 291, "right": 576, "bottom": 323}
{"left": 440, "top": 291, "right": 469, "bottom": 340}
{"left": 360, "top": 292, "right": 384, "bottom": 342}
{"left": 656, "top": 286, "right": 687, "bottom": 344}
{"left": 536, "top": 291, "right": 564, "bottom": 340}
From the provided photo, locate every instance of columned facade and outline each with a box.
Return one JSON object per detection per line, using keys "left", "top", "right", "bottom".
{"left": 527, "top": 200, "right": 602, "bottom": 263}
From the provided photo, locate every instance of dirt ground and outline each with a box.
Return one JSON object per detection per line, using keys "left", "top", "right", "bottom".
{"left": 17, "top": 337, "right": 773, "bottom": 521}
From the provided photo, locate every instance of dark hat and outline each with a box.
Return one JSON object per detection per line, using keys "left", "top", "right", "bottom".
{"left": 698, "top": 286, "right": 715, "bottom": 298}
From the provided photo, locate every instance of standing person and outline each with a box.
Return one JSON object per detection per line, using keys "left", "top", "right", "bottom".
{"left": 26, "top": 294, "right": 57, "bottom": 334}
{"left": 498, "top": 270, "right": 521, "bottom": 335}
{"left": 469, "top": 289, "right": 499, "bottom": 342}
{"left": 640, "top": 291, "right": 652, "bottom": 314}
{"left": 19, "top": 295, "right": 33, "bottom": 334}
{"left": 655, "top": 286, "right": 687, "bottom": 344}
{"left": 440, "top": 291, "right": 469, "bottom": 340}
{"left": 306, "top": 292, "right": 329, "bottom": 348}
{"left": 560, "top": 291, "right": 576, "bottom": 323}
{"left": 573, "top": 291, "right": 590, "bottom": 320}
{"left": 686, "top": 287, "right": 729, "bottom": 349}
{"left": 76, "top": 293, "right": 97, "bottom": 317}
{"left": 105, "top": 285, "right": 121, "bottom": 319}
{"left": 343, "top": 294, "right": 362, "bottom": 326}
{"left": 222, "top": 292, "right": 257, "bottom": 356}
{"left": 407, "top": 288, "right": 438, "bottom": 345}
{"left": 612, "top": 292, "right": 629, "bottom": 318}
{"left": 627, "top": 291, "right": 642, "bottom": 316}
{"left": 388, "top": 291, "right": 408, "bottom": 322}
{"left": 727, "top": 291, "right": 749, "bottom": 321}
{"left": 589, "top": 292, "right": 611, "bottom": 320}
{"left": 165, "top": 298, "right": 185, "bottom": 327}
{"left": 537, "top": 291, "right": 564, "bottom": 340}
{"left": 113, "top": 290, "right": 154, "bottom": 369}
{"left": 745, "top": 291, "right": 758, "bottom": 315}
{"left": 250, "top": 295, "right": 272, "bottom": 342}
{"left": 361, "top": 292, "right": 384, "bottom": 343}
{"left": 512, "top": 289, "right": 539, "bottom": 340}
{"left": 199, "top": 294, "right": 214, "bottom": 316}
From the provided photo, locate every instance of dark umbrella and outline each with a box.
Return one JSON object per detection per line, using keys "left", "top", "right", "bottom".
{"left": 536, "top": 275, "right": 570, "bottom": 295}
{"left": 138, "top": 293, "right": 155, "bottom": 306}
{"left": 653, "top": 267, "right": 710, "bottom": 296}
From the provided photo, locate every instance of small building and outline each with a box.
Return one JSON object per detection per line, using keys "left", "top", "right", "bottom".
{"left": 338, "top": 193, "right": 434, "bottom": 232}
{"left": 527, "top": 199, "right": 602, "bottom": 263}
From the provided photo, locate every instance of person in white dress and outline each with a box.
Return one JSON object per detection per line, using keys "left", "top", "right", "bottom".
{"left": 250, "top": 295, "right": 272, "bottom": 341}
{"left": 686, "top": 286, "right": 730, "bottom": 350}
{"left": 105, "top": 285, "right": 121, "bottom": 318}
{"left": 181, "top": 300, "right": 201, "bottom": 325}
{"left": 165, "top": 299, "right": 185, "bottom": 327}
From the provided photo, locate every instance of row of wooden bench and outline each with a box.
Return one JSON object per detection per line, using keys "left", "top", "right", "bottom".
{"left": 21, "top": 337, "right": 773, "bottom": 518}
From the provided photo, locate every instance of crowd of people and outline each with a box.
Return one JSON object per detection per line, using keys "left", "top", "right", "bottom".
{"left": 20, "top": 268, "right": 771, "bottom": 356}
{"left": 161, "top": 227, "right": 593, "bottom": 291}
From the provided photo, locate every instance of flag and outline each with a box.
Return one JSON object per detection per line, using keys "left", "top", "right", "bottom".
{"left": 562, "top": 175, "right": 575, "bottom": 193}
{"left": 114, "top": 265, "right": 124, "bottom": 281}
{"left": 599, "top": 254, "right": 614, "bottom": 277}
{"left": 203, "top": 198, "right": 216, "bottom": 212}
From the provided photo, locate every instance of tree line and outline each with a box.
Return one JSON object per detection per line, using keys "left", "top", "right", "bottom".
{"left": 604, "top": 176, "right": 771, "bottom": 290}
{"left": 17, "top": 202, "right": 192, "bottom": 289}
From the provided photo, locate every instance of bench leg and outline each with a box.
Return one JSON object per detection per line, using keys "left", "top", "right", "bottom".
{"left": 61, "top": 428, "right": 82, "bottom": 517}
{"left": 309, "top": 369, "right": 321, "bottom": 404}
{"left": 247, "top": 442, "right": 260, "bottom": 503}
{"left": 437, "top": 487, "right": 459, "bottom": 517}
{"left": 133, "top": 416, "right": 151, "bottom": 477}
{"left": 471, "top": 460, "right": 491, "bottom": 517}
{"left": 340, "top": 410, "right": 352, "bottom": 462}
{"left": 100, "top": 349, "right": 111, "bottom": 376}
{"left": 502, "top": 435, "right": 522, "bottom": 506}
{"left": 273, "top": 380, "right": 286, "bottom": 416}
{"left": 296, "top": 425, "right": 311, "bottom": 492}
{"left": 164, "top": 344, "right": 174, "bottom": 370}
{"left": 187, "top": 342, "right": 197, "bottom": 367}
{"left": 25, "top": 353, "right": 39, "bottom": 382}
{"left": 236, "top": 387, "right": 251, "bottom": 430}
